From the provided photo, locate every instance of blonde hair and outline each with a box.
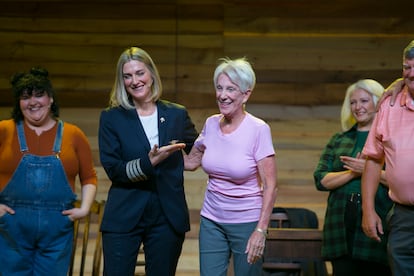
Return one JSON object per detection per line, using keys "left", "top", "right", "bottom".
{"left": 108, "top": 47, "right": 162, "bottom": 109}
{"left": 340, "top": 79, "right": 384, "bottom": 131}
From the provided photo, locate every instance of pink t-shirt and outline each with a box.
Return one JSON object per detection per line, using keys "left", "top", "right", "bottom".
{"left": 363, "top": 87, "right": 414, "bottom": 205}
{"left": 194, "top": 113, "right": 275, "bottom": 223}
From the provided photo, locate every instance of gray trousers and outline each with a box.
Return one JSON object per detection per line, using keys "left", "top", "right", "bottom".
{"left": 388, "top": 203, "right": 414, "bottom": 276}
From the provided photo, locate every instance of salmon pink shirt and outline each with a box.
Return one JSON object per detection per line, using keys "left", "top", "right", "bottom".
{"left": 363, "top": 87, "right": 414, "bottom": 205}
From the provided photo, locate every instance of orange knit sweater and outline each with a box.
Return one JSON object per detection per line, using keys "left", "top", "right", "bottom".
{"left": 0, "top": 119, "right": 97, "bottom": 192}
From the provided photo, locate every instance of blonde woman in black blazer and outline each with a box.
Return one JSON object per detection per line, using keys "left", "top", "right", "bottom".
{"left": 99, "top": 47, "right": 198, "bottom": 276}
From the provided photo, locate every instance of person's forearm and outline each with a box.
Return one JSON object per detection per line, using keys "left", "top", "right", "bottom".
{"left": 256, "top": 158, "right": 278, "bottom": 230}
{"left": 80, "top": 184, "right": 97, "bottom": 212}
{"left": 257, "top": 181, "right": 278, "bottom": 230}
{"left": 362, "top": 159, "right": 382, "bottom": 212}
{"left": 321, "top": 170, "right": 356, "bottom": 190}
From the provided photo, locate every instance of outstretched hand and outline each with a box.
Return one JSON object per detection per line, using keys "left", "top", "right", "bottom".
{"left": 149, "top": 142, "right": 186, "bottom": 166}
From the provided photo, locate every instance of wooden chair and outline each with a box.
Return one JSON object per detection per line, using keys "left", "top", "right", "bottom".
{"left": 262, "top": 208, "right": 327, "bottom": 276}
{"left": 269, "top": 210, "right": 290, "bottom": 228}
{"left": 263, "top": 210, "right": 302, "bottom": 275}
{"left": 69, "top": 200, "right": 106, "bottom": 276}
{"left": 263, "top": 228, "right": 325, "bottom": 276}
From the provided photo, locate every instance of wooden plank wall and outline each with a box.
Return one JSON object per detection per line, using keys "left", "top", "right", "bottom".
{"left": 0, "top": 0, "right": 413, "bottom": 109}
{"left": 2, "top": 4, "right": 412, "bottom": 269}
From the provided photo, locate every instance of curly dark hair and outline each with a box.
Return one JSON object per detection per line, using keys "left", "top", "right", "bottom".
{"left": 10, "top": 67, "right": 59, "bottom": 121}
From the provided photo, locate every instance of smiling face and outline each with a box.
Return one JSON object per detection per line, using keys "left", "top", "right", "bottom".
{"left": 215, "top": 73, "right": 250, "bottom": 119}
{"left": 19, "top": 89, "right": 54, "bottom": 127}
{"left": 122, "top": 60, "right": 153, "bottom": 104}
{"left": 350, "top": 88, "right": 376, "bottom": 130}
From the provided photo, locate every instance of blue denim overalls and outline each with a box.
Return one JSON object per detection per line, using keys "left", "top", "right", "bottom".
{"left": 0, "top": 120, "right": 76, "bottom": 276}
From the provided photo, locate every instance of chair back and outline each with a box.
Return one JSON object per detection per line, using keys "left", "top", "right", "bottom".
{"left": 265, "top": 228, "right": 323, "bottom": 260}
{"left": 269, "top": 211, "right": 290, "bottom": 228}
{"left": 271, "top": 207, "right": 319, "bottom": 228}
{"left": 263, "top": 207, "right": 327, "bottom": 276}
{"left": 69, "top": 200, "right": 105, "bottom": 276}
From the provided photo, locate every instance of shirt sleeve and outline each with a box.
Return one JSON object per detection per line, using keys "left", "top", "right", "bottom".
{"left": 362, "top": 107, "right": 385, "bottom": 161}
{"left": 313, "top": 133, "right": 339, "bottom": 191}
{"left": 70, "top": 124, "right": 98, "bottom": 186}
{"left": 253, "top": 122, "right": 275, "bottom": 161}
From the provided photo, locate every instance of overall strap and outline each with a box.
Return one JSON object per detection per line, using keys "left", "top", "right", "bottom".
{"left": 16, "top": 120, "right": 28, "bottom": 152}
{"left": 52, "top": 120, "right": 64, "bottom": 154}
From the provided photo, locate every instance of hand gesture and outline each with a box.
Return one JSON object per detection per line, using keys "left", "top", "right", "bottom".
{"left": 340, "top": 152, "right": 366, "bottom": 176}
{"left": 148, "top": 142, "right": 186, "bottom": 166}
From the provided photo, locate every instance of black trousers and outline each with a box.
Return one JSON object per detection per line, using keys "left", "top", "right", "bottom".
{"left": 102, "top": 193, "right": 185, "bottom": 276}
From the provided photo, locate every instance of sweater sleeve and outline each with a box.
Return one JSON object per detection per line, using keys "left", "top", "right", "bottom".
{"left": 61, "top": 123, "right": 97, "bottom": 190}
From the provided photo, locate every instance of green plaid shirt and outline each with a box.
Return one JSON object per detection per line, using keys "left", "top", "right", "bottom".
{"left": 313, "top": 125, "right": 393, "bottom": 263}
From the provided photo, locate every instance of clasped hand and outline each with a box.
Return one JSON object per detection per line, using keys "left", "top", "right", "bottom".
{"left": 340, "top": 152, "right": 365, "bottom": 175}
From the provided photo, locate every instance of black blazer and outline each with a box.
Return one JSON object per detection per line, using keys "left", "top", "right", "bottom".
{"left": 98, "top": 100, "right": 198, "bottom": 234}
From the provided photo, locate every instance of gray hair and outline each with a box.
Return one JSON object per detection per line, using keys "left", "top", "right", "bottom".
{"left": 403, "top": 40, "right": 414, "bottom": 60}
{"left": 213, "top": 57, "right": 256, "bottom": 93}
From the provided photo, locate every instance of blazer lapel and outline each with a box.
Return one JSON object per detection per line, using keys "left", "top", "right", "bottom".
{"left": 157, "top": 101, "right": 169, "bottom": 147}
